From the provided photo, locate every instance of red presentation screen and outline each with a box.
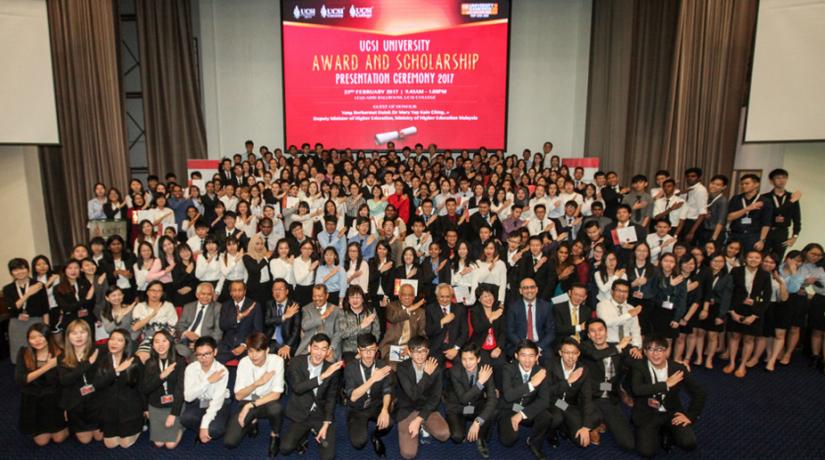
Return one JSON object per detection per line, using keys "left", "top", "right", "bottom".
{"left": 281, "top": 0, "right": 511, "bottom": 150}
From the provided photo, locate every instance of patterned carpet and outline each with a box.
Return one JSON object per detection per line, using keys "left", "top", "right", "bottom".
{"left": 0, "top": 355, "right": 824, "bottom": 459}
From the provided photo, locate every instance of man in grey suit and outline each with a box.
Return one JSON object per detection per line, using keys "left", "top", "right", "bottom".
{"left": 296, "top": 284, "right": 341, "bottom": 359}
{"left": 175, "top": 282, "right": 223, "bottom": 357}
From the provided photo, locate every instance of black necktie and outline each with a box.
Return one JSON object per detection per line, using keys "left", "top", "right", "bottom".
{"left": 469, "top": 373, "right": 476, "bottom": 387}
{"left": 190, "top": 305, "right": 205, "bottom": 332}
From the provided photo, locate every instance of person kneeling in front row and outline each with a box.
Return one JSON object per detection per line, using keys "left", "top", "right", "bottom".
{"left": 180, "top": 336, "right": 231, "bottom": 444}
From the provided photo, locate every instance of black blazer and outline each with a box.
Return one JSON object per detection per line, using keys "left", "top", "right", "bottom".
{"left": 140, "top": 355, "right": 186, "bottom": 416}
{"left": 580, "top": 341, "right": 633, "bottom": 403}
{"left": 57, "top": 346, "right": 102, "bottom": 411}
{"left": 170, "top": 262, "right": 198, "bottom": 306}
{"left": 95, "top": 351, "right": 145, "bottom": 426}
{"left": 729, "top": 267, "right": 772, "bottom": 318}
{"left": 3, "top": 278, "right": 50, "bottom": 318}
{"left": 425, "top": 302, "right": 468, "bottom": 356}
{"left": 630, "top": 359, "right": 706, "bottom": 424}
{"left": 553, "top": 301, "right": 593, "bottom": 345}
{"left": 55, "top": 278, "right": 95, "bottom": 329}
{"left": 367, "top": 257, "right": 396, "bottom": 298}
{"left": 516, "top": 252, "right": 554, "bottom": 300}
{"left": 446, "top": 362, "right": 498, "bottom": 422}
{"left": 469, "top": 212, "right": 503, "bottom": 239}
{"left": 264, "top": 298, "right": 302, "bottom": 354}
{"left": 469, "top": 304, "right": 507, "bottom": 353}
{"left": 343, "top": 358, "right": 393, "bottom": 411}
{"left": 546, "top": 357, "right": 594, "bottom": 427}
{"left": 497, "top": 361, "right": 550, "bottom": 419}
{"left": 285, "top": 354, "right": 339, "bottom": 423}
{"left": 218, "top": 297, "right": 264, "bottom": 353}
{"left": 601, "top": 186, "right": 624, "bottom": 220}
{"left": 99, "top": 255, "right": 137, "bottom": 291}
{"left": 216, "top": 228, "right": 248, "bottom": 251}
{"left": 395, "top": 358, "right": 444, "bottom": 422}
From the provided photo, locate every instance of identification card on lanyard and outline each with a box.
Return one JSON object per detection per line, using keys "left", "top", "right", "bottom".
{"left": 80, "top": 374, "right": 95, "bottom": 396}
{"left": 647, "top": 364, "right": 666, "bottom": 412}
{"left": 662, "top": 295, "right": 674, "bottom": 310}
{"left": 159, "top": 360, "right": 174, "bottom": 405}
{"left": 740, "top": 197, "right": 754, "bottom": 225}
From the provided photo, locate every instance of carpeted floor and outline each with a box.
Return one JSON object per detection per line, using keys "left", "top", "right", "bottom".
{"left": 0, "top": 356, "right": 824, "bottom": 459}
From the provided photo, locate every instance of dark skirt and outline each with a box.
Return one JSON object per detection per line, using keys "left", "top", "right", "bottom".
{"left": 727, "top": 314, "right": 763, "bottom": 336}
{"left": 100, "top": 415, "right": 143, "bottom": 439}
{"left": 809, "top": 294, "right": 825, "bottom": 331}
{"left": 699, "top": 301, "right": 725, "bottom": 332}
{"left": 631, "top": 298, "right": 653, "bottom": 336}
{"left": 650, "top": 304, "right": 679, "bottom": 339}
{"left": 760, "top": 303, "right": 779, "bottom": 337}
{"left": 67, "top": 398, "right": 101, "bottom": 432}
{"left": 775, "top": 294, "right": 808, "bottom": 329}
{"left": 20, "top": 391, "right": 67, "bottom": 436}
{"left": 294, "top": 284, "right": 313, "bottom": 307}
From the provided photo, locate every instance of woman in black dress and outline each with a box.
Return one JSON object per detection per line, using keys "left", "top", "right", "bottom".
{"left": 54, "top": 260, "right": 95, "bottom": 335}
{"left": 243, "top": 234, "right": 272, "bottom": 306}
{"left": 15, "top": 323, "right": 69, "bottom": 446}
{"left": 140, "top": 330, "right": 185, "bottom": 449}
{"left": 58, "top": 319, "right": 103, "bottom": 444}
{"left": 649, "top": 253, "right": 687, "bottom": 343}
{"left": 367, "top": 240, "right": 395, "bottom": 336}
{"left": 96, "top": 328, "right": 144, "bottom": 448}
{"left": 469, "top": 285, "right": 507, "bottom": 372}
{"left": 724, "top": 249, "right": 772, "bottom": 379}
{"left": 626, "top": 242, "right": 655, "bottom": 335}
{"left": 170, "top": 243, "right": 198, "bottom": 307}
{"left": 698, "top": 253, "right": 732, "bottom": 369}
{"left": 391, "top": 247, "right": 423, "bottom": 302}
{"left": 675, "top": 255, "right": 703, "bottom": 363}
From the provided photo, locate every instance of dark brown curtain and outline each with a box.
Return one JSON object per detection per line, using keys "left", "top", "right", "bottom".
{"left": 585, "top": 0, "right": 757, "bottom": 181}
{"left": 39, "top": 0, "right": 130, "bottom": 263}
{"left": 136, "top": 0, "right": 207, "bottom": 179}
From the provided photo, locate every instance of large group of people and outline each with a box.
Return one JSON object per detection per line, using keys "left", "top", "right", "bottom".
{"left": 6, "top": 140, "right": 824, "bottom": 459}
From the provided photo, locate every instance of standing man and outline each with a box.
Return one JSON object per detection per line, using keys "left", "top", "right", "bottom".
{"left": 763, "top": 168, "right": 802, "bottom": 258}
{"left": 727, "top": 174, "right": 771, "bottom": 253}
{"left": 695, "top": 174, "right": 729, "bottom": 245}
{"left": 678, "top": 167, "right": 708, "bottom": 242}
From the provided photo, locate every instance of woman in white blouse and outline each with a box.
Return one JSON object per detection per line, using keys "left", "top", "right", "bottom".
{"left": 450, "top": 241, "right": 479, "bottom": 306}
{"left": 269, "top": 239, "right": 295, "bottom": 286}
{"left": 133, "top": 241, "right": 156, "bottom": 300}
{"left": 131, "top": 280, "right": 178, "bottom": 362}
{"left": 218, "top": 236, "right": 247, "bottom": 302}
{"left": 195, "top": 236, "right": 222, "bottom": 297}
{"left": 291, "top": 240, "right": 318, "bottom": 306}
{"left": 344, "top": 242, "right": 369, "bottom": 293}
{"left": 235, "top": 200, "right": 259, "bottom": 239}
{"left": 594, "top": 251, "right": 627, "bottom": 302}
{"left": 475, "top": 240, "right": 507, "bottom": 304}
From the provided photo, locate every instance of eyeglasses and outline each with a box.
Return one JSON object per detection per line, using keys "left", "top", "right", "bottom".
{"left": 645, "top": 346, "right": 667, "bottom": 353}
{"left": 194, "top": 352, "right": 212, "bottom": 358}
{"left": 521, "top": 285, "right": 537, "bottom": 290}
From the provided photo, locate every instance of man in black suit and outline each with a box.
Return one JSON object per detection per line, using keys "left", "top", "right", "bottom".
{"left": 553, "top": 283, "right": 592, "bottom": 345}
{"left": 603, "top": 204, "right": 647, "bottom": 264}
{"left": 425, "top": 284, "right": 468, "bottom": 364}
{"left": 506, "top": 278, "right": 555, "bottom": 357}
{"left": 216, "top": 212, "right": 248, "bottom": 251}
{"left": 280, "top": 333, "right": 343, "bottom": 460}
{"left": 395, "top": 335, "right": 450, "bottom": 459}
{"left": 581, "top": 318, "right": 638, "bottom": 452}
{"left": 264, "top": 278, "right": 302, "bottom": 360}
{"left": 546, "top": 338, "right": 595, "bottom": 449}
{"left": 217, "top": 281, "right": 263, "bottom": 363}
{"left": 601, "top": 171, "right": 627, "bottom": 220}
{"left": 469, "top": 199, "right": 503, "bottom": 240}
{"left": 497, "top": 339, "right": 553, "bottom": 460}
{"left": 630, "top": 334, "right": 706, "bottom": 458}
{"left": 446, "top": 343, "right": 498, "bottom": 458}
{"left": 516, "top": 236, "right": 554, "bottom": 300}
{"left": 434, "top": 198, "right": 465, "bottom": 242}
{"left": 419, "top": 243, "right": 451, "bottom": 303}
{"left": 343, "top": 333, "right": 393, "bottom": 456}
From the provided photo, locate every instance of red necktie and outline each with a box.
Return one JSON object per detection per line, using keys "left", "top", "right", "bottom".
{"left": 526, "top": 303, "right": 535, "bottom": 341}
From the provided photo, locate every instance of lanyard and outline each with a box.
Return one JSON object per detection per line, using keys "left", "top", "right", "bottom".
{"left": 16, "top": 281, "right": 28, "bottom": 311}
{"left": 358, "top": 362, "right": 375, "bottom": 397}
{"left": 741, "top": 195, "right": 758, "bottom": 218}
{"left": 159, "top": 359, "right": 170, "bottom": 393}
{"left": 772, "top": 193, "right": 786, "bottom": 209}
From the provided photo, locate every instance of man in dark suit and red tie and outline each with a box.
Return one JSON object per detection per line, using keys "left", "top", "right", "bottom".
{"left": 506, "top": 277, "right": 555, "bottom": 357}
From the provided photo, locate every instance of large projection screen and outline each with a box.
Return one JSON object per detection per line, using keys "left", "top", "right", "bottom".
{"left": 745, "top": 0, "right": 825, "bottom": 143}
{"left": 0, "top": 0, "right": 59, "bottom": 144}
{"left": 281, "top": 0, "right": 511, "bottom": 150}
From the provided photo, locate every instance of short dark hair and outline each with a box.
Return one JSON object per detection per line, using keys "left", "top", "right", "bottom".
{"left": 246, "top": 332, "right": 269, "bottom": 351}
{"left": 559, "top": 336, "right": 581, "bottom": 351}
{"left": 612, "top": 279, "right": 631, "bottom": 291}
{"left": 768, "top": 168, "right": 789, "bottom": 180}
{"left": 740, "top": 173, "right": 760, "bottom": 183}
{"left": 407, "top": 335, "right": 429, "bottom": 351}
{"left": 710, "top": 174, "right": 729, "bottom": 186}
{"left": 643, "top": 334, "right": 669, "bottom": 350}
{"left": 586, "top": 318, "right": 607, "bottom": 330}
{"left": 685, "top": 167, "right": 703, "bottom": 177}
{"left": 515, "top": 339, "right": 539, "bottom": 354}
{"left": 356, "top": 333, "right": 378, "bottom": 348}
{"left": 460, "top": 342, "right": 481, "bottom": 358}
{"left": 194, "top": 336, "right": 217, "bottom": 350}
{"left": 8, "top": 258, "right": 29, "bottom": 273}
{"left": 310, "top": 333, "right": 331, "bottom": 346}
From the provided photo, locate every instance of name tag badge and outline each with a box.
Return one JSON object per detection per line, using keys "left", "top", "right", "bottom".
{"left": 512, "top": 403, "right": 524, "bottom": 413}
{"left": 199, "top": 398, "right": 210, "bottom": 409}
{"left": 599, "top": 382, "right": 613, "bottom": 392}
{"left": 79, "top": 384, "right": 95, "bottom": 396}
{"left": 741, "top": 217, "right": 752, "bottom": 225}
{"left": 662, "top": 301, "right": 674, "bottom": 310}
{"left": 463, "top": 405, "right": 475, "bottom": 415}
{"left": 554, "top": 399, "right": 569, "bottom": 411}
{"left": 160, "top": 394, "right": 174, "bottom": 405}
{"left": 78, "top": 309, "right": 88, "bottom": 318}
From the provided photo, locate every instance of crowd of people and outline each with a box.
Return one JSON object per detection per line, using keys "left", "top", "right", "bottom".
{"left": 6, "top": 140, "right": 824, "bottom": 459}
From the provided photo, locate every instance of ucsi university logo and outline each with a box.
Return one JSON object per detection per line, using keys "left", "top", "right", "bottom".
{"left": 293, "top": 5, "right": 317, "bottom": 19}
{"left": 320, "top": 5, "right": 345, "bottom": 18}
{"left": 349, "top": 5, "right": 373, "bottom": 18}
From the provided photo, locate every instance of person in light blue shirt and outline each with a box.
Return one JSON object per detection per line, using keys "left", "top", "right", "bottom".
{"left": 349, "top": 217, "right": 376, "bottom": 261}
{"left": 88, "top": 182, "right": 107, "bottom": 220}
{"left": 315, "top": 247, "right": 347, "bottom": 307}
{"left": 317, "top": 216, "right": 345, "bottom": 263}
{"left": 168, "top": 184, "right": 194, "bottom": 227}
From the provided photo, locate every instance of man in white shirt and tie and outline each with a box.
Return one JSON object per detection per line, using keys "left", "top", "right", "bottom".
{"left": 596, "top": 280, "right": 643, "bottom": 350}
{"left": 176, "top": 283, "right": 223, "bottom": 357}
{"left": 181, "top": 336, "right": 231, "bottom": 444}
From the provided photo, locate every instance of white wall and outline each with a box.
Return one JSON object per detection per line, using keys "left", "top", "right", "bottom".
{"left": 196, "top": 0, "right": 591, "bottom": 158}
{"left": 0, "top": 146, "right": 51, "bottom": 285}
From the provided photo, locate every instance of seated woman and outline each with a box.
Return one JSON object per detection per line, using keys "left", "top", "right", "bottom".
{"left": 95, "top": 328, "right": 144, "bottom": 449}
{"left": 15, "top": 323, "right": 69, "bottom": 446}
{"left": 131, "top": 280, "right": 178, "bottom": 363}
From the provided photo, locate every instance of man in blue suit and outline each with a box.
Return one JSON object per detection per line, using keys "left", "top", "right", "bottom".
{"left": 217, "top": 280, "right": 264, "bottom": 363}
{"left": 506, "top": 277, "right": 556, "bottom": 357}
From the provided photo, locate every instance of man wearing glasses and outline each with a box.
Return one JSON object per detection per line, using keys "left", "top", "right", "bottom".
{"left": 630, "top": 335, "right": 705, "bottom": 458}
{"left": 506, "top": 278, "right": 555, "bottom": 357}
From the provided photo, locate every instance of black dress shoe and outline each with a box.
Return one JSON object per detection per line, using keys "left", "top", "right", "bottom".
{"left": 371, "top": 433, "right": 387, "bottom": 457}
{"left": 527, "top": 438, "right": 547, "bottom": 460}
{"left": 269, "top": 435, "right": 280, "bottom": 458}
{"left": 476, "top": 439, "right": 490, "bottom": 458}
{"left": 249, "top": 422, "right": 259, "bottom": 438}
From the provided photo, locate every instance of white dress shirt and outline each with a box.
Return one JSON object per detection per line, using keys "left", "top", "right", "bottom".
{"left": 596, "top": 298, "right": 642, "bottom": 347}
{"left": 234, "top": 354, "right": 286, "bottom": 401}
{"left": 184, "top": 360, "right": 230, "bottom": 429}
{"left": 681, "top": 183, "right": 708, "bottom": 220}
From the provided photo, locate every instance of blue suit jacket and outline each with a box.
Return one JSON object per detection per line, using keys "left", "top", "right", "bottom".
{"left": 506, "top": 297, "right": 555, "bottom": 355}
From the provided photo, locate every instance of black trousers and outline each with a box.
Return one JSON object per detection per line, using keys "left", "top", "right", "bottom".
{"left": 635, "top": 412, "right": 697, "bottom": 458}
{"left": 224, "top": 400, "right": 284, "bottom": 448}
{"left": 280, "top": 415, "right": 336, "bottom": 460}
{"left": 446, "top": 409, "right": 492, "bottom": 444}
{"left": 179, "top": 400, "right": 231, "bottom": 440}
{"left": 594, "top": 398, "right": 635, "bottom": 451}
{"left": 549, "top": 403, "right": 594, "bottom": 437}
{"left": 347, "top": 404, "right": 392, "bottom": 449}
{"left": 766, "top": 227, "right": 790, "bottom": 259}
{"left": 497, "top": 409, "right": 553, "bottom": 449}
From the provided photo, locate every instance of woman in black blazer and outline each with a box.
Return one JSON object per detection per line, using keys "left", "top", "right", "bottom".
{"left": 95, "top": 328, "right": 145, "bottom": 449}
{"left": 469, "top": 285, "right": 507, "bottom": 372}
{"left": 54, "top": 260, "right": 95, "bottom": 334}
{"left": 390, "top": 247, "right": 423, "bottom": 301}
{"left": 368, "top": 240, "right": 395, "bottom": 336}
{"left": 170, "top": 244, "right": 198, "bottom": 307}
{"left": 723, "top": 249, "right": 772, "bottom": 379}
{"left": 101, "top": 235, "right": 137, "bottom": 304}
{"left": 140, "top": 330, "right": 185, "bottom": 449}
{"left": 58, "top": 319, "right": 103, "bottom": 444}
{"left": 3, "top": 258, "right": 50, "bottom": 364}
